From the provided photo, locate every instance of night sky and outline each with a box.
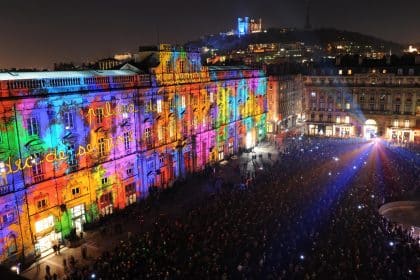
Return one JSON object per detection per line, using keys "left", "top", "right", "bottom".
{"left": 1, "top": 0, "right": 419, "bottom": 69}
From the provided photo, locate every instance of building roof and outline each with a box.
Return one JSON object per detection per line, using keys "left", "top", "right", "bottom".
{"left": 0, "top": 70, "right": 138, "bottom": 81}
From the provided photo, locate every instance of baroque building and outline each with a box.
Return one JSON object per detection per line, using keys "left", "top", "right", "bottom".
{"left": 302, "top": 67, "right": 420, "bottom": 142}
{"left": 0, "top": 45, "right": 267, "bottom": 263}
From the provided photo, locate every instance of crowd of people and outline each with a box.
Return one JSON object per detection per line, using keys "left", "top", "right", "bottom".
{"left": 50, "top": 137, "right": 420, "bottom": 279}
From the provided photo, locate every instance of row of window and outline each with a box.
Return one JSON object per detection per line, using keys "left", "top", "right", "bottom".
{"left": 337, "top": 68, "right": 417, "bottom": 76}
{"left": 165, "top": 60, "right": 201, "bottom": 73}
{"left": 310, "top": 114, "right": 351, "bottom": 124}
{"left": 309, "top": 113, "right": 412, "bottom": 127}
{"left": 26, "top": 112, "right": 75, "bottom": 136}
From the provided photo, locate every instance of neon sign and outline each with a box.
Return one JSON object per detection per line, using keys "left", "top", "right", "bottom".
{"left": 0, "top": 132, "right": 134, "bottom": 175}
{"left": 83, "top": 102, "right": 138, "bottom": 125}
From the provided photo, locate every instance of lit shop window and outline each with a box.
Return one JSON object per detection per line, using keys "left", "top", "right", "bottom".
{"left": 404, "top": 120, "right": 410, "bottom": 128}
{"left": 393, "top": 119, "right": 399, "bottom": 127}
{"left": 345, "top": 116, "right": 350, "bottom": 124}
{"left": 336, "top": 116, "right": 341, "bottom": 123}
{"left": 71, "top": 204, "right": 85, "bottom": 218}
{"left": 35, "top": 215, "right": 54, "bottom": 233}
{"left": 345, "top": 103, "right": 351, "bottom": 110}
{"left": 125, "top": 183, "right": 136, "bottom": 205}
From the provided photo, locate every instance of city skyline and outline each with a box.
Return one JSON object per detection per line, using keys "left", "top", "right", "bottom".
{"left": 1, "top": 0, "right": 420, "bottom": 69}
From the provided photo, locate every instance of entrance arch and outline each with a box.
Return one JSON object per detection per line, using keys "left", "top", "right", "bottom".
{"left": 364, "top": 119, "right": 377, "bottom": 139}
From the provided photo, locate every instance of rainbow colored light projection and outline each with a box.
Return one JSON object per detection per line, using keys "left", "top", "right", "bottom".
{"left": 0, "top": 47, "right": 267, "bottom": 262}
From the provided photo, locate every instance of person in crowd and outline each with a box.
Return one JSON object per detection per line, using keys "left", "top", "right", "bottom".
{"left": 59, "top": 137, "right": 420, "bottom": 279}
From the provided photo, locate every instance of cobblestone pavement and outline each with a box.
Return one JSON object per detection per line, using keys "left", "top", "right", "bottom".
{"left": 22, "top": 142, "right": 280, "bottom": 280}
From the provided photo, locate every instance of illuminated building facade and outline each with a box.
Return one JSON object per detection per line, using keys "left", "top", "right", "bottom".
{"left": 237, "top": 17, "right": 262, "bottom": 36}
{"left": 302, "top": 67, "right": 420, "bottom": 142}
{"left": 267, "top": 75, "right": 303, "bottom": 134}
{"left": 0, "top": 45, "right": 267, "bottom": 263}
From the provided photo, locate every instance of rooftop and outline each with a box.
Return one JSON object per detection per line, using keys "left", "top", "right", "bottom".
{"left": 0, "top": 69, "right": 139, "bottom": 81}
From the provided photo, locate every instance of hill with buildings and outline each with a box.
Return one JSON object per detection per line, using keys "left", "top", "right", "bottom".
{"left": 186, "top": 28, "right": 404, "bottom": 61}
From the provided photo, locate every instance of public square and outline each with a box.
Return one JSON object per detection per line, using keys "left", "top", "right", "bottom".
{"left": 22, "top": 137, "right": 420, "bottom": 279}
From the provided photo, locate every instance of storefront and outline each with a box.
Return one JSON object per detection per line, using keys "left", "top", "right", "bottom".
{"left": 99, "top": 192, "right": 113, "bottom": 216}
{"left": 308, "top": 124, "right": 317, "bottom": 135}
{"left": 70, "top": 204, "right": 86, "bottom": 235}
{"left": 218, "top": 143, "right": 224, "bottom": 161}
{"left": 307, "top": 124, "right": 328, "bottom": 136}
{"left": 34, "top": 215, "right": 61, "bottom": 256}
{"left": 333, "top": 124, "right": 354, "bottom": 137}
{"left": 363, "top": 119, "right": 378, "bottom": 140}
{"left": 387, "top": 128, "right": 414, "bottom": 143}
{"left": 228, "top": 138, "right": 234, "bottom": 155}
{"left": 125, "top": 183, "right": 136, "bottom": 205}
{"left": 325, "top": 125, "right": 333, "bottom": 137}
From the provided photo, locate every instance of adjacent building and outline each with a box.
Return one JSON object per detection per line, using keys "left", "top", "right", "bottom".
{"left": 267, "top": 59, "right": 420, "bottom": 143}
{"left": 0, "top": 45, "right": 267, "bottom": 264}
{"left": 267, "top": 75, "right": 303, "bottom": 134}
{"left": 302, "top": 66, "right": 420, "bottom": 142}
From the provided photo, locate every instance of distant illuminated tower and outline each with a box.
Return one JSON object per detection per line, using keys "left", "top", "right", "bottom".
{"left": 304, "top": 0, "right": 312, "bottom": 30}
{"left": 237, "top": 17, "right": 250, "bottom": 36}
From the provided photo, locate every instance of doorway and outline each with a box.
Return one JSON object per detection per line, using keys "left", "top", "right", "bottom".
{"left": 364, "top": 119, "right": 377, "bottom": 140}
